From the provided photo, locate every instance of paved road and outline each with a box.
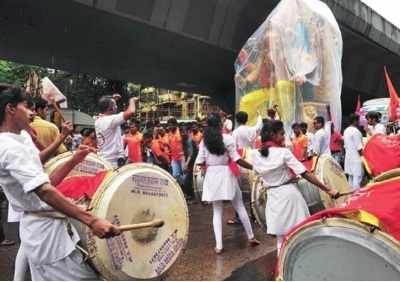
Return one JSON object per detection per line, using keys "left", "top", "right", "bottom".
{"left": 0, "top": 197, "right": 276, "bottom": 281}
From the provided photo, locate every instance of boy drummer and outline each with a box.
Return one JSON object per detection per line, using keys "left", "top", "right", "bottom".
{"left": 0, "top": 84, "right": 120, "bottom": 280}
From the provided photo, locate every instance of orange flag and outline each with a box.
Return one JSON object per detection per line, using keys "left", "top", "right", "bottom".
{"left": 355, "top": 95, "right": 361, "bottom": 114}
{"left": 384, "top": 66, "right": 400, "bottom": 121}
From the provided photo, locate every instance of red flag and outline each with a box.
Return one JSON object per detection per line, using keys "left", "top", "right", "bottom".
{"left": 384, "top": 66, "right": 400, "bottom": 121}
{"left": 355, "top": 95, "right": 361, "bottom": 114}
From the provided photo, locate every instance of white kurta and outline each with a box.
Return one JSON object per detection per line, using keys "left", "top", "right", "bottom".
{"left": 195, "top": 134, "right": 241, "bottom": 201}
{"left": 232, "top": 116, "right": 263, "bottom": 149}
{"left": 343, "top": 126, "right": 363, "bottom": 176}
{"left": 250, "top": 148, "right": 309, "bottom": 235}
{"left": 0, "top": 131, "right": 96, "bottom": 280}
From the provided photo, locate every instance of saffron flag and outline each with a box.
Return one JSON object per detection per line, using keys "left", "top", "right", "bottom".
{"left": 384, "top": 66, "right": 400, "bottom": 122}
{"left": 355, "top": 95, "right": 361, "bottom": 114}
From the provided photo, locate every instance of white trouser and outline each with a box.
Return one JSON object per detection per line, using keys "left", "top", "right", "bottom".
{"left": 14, "top": 246, "right": 28, "bottom": 281}
{"left": 212, "top": 191, "right": 254, "bottom": 250}
{"left": 349, "top": 175, "right": 363, "bottom": 191}
{"left": 29, "top": 249, "right": 97, "bottom": 281}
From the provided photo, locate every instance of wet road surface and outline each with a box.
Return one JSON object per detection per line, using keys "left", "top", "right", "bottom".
{"left": 0, "top": 197, "right": 276, "bottom": 281}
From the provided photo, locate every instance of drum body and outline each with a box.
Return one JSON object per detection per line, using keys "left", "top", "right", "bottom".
{"left": 277, "top": 218, "right": 400, "bottom": 280}
{"left": 85, "top": 163, "right": 189, "bottom": 280}
{"left": 45, "top": 155, "right": 189, "bottom": 280}
{"left": 251, "top": 177, "right": 324, "bottom": 231}
{"left": 313, "top": 154, "right": 351, "bottom": 207}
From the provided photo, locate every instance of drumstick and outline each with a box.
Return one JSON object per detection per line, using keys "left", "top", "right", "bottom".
{"left": 118, "top": 219, "right": 164, "bottom": 232}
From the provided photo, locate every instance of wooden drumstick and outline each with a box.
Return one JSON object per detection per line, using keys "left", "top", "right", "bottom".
{"left": 118, "top": 219, "right": 164, "bottom": 232}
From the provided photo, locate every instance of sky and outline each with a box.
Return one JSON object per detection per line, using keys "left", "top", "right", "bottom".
{"left": 361, "top": 0, "right": 400, "bottom": 28}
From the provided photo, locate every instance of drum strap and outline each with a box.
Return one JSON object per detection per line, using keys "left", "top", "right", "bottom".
{"left": 24, "top": 210, "right": 67, "bottom": 219}
{"left": 264, "top": 178, "right": 300, "bottom": 190}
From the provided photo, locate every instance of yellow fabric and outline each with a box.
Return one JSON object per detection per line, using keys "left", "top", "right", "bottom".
{"left": 345, "top": 210, "right": 382, "bottom": 229}
{"left": 30, "top": 116, "right": 67, "bottom": 155}
{"left": 239, "top": 80, "right": 295, "bottom": 126}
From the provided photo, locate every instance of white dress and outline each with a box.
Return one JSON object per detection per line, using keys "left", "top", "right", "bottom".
{"left": 343, "top": 126, "right": 363, "bottom": 177}
{"left": 195, "top": 134, "right": 241, "bottom": 201}
{"left": 250, "top": 148, "right": 309, "bottom": 235}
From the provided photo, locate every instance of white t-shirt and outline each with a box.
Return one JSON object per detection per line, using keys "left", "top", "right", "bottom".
{"left": 367, "top": 123, "right": 386, "bottom": 136}
{"left": 0, "top": 131, "right": 79, "bottom": 265}
{"left": 95, "top": 112, "right": 125, "bottom": 166}
{"left": 313, "top": 127, "right": 331, "bottom": 156}
{"left": 343, "top": 126, "right": 363, "bottom": 176}
{"left": 232, "top": 116, "right": 262, "bottom": 149}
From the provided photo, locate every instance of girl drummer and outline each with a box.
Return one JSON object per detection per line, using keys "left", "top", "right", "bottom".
{"left": 195, "top": 114, "right": 260, "bottom": 254}
{"left": 250, "top": 120, "right": 338, "bottom": 254}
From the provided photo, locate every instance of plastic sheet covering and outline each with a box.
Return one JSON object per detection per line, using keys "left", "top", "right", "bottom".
{"left": 235, "top": 0, "right": 343, "bottom": 131}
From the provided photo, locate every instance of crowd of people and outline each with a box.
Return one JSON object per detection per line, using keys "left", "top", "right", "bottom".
{"left": 0, "top": 83, "right": 398, "bottom": 280}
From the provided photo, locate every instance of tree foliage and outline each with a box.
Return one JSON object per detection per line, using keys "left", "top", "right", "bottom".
{"left": 0, "top": 59, "right": 133, "bottom": 115}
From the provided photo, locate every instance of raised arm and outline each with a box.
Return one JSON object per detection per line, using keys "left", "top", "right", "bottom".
{"left": 123, "top": 97, "right": 138, "bottom": 121}
{"left": 39, "top": 121, "right": 73, "bottom": 164}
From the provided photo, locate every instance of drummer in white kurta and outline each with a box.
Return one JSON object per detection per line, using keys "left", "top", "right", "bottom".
{"left": 250, "top": 120, "right": 338, "bottom": 254}
{"left": 0, "top": 84, "right": 120, "bottom": 280}
{"left": 195, "top": 114, "right": 260, "bottom": 254}
{"left": 343, "top": 114, "right": 364, "bottom": 190}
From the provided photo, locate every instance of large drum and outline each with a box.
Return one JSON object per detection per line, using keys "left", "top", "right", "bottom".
{"left": 276, "top": 177, "right": 400, "bottom": 280}
{"left": 313, "top": 154, "right": 351, "bottom": 207}
{"left": 45, "top": 156, "right": 189, "bottom": 280}
{"left": 251, "top": 177, "right": 324, "bottom": 231}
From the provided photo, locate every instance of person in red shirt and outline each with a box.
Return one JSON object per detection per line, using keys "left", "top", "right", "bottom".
{"left": 168, "top": 118, "right": 184, "bottom": 185}
{"left": 124, "top": 121, "right": 143, "bottom": 163}
{"left": 152, "top": 129, "right": 170, "bottom": 172}
{"left": 291, "top": 123, "right": 308, "bottom": 162}
{"left": 330, "top": 123, "right": 344, "bottom": 166}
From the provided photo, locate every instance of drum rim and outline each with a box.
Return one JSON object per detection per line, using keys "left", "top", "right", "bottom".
{"left": 277, "top": 217, "right": 400, "bottom": 280}
{"left": 88, "top": 162, "right": 190, "bottom": 280}
{"left": 250, "top": 175, "right": 268, "bottom": 232}
{"left": 44, "top": 151, "right": 113, "bottom": 172}
{"left": 373, "top": 170, "right": 400, "bottom": 183}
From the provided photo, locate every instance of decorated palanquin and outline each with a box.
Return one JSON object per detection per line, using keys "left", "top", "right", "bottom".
{"left": 235, "top": 0, "right": 343, "bottom": 131}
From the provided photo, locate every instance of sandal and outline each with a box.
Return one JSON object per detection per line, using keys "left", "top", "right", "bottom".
{"left": 248, "top": 238, "right": 261, "bottom": 246}
{"left": 214, "top": 247, "right": 224, "bottom": 254}
{"left": 0, "top": 239, "right": 15, "bottom": 247}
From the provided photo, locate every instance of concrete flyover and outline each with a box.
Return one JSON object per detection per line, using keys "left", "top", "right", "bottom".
{"left": 1, "top": 0, "right": 400, "bottom": 114}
